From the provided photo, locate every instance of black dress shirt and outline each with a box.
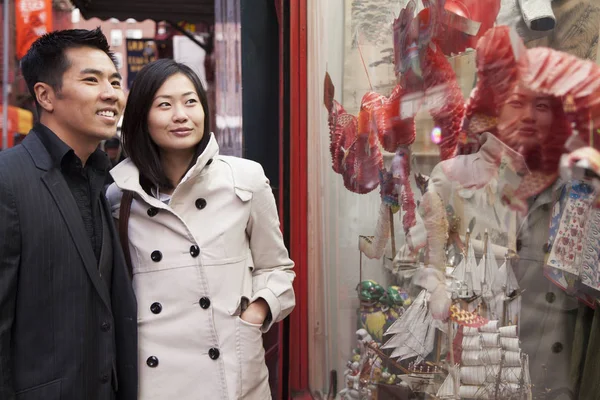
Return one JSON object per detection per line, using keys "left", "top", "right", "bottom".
{"left": 35, "top": 123, "right": 110, "bottom": 262}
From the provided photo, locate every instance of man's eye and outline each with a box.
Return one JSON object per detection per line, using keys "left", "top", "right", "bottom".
{"left": 509, "top": 101, "right": 523, "bottom": 107}
{"left": 112, "top": 81, "right": 122, "bottom": 87}
{"left": 84, "top": 77, "right": 98, "bottom": 83}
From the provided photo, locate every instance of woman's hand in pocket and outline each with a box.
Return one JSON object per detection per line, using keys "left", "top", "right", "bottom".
{"left": 240, "top": 298, "right": 270, "bottom": 325}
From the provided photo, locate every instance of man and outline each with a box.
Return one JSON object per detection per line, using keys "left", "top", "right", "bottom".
{"left": 102, "top": 137, "right": 123, "bottom": 189}
{"left": 104, "top": 137, "right": 122, "bottom": 168}
{"left": 0, "top": 28, "right": 137, "bottom": 399}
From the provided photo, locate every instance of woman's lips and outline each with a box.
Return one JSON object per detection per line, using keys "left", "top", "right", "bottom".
{"left": 170, "top": 128, "right": 192, "bottom": 137}
{"left": 518, "top": 128, "right": 537, "bottom": 137}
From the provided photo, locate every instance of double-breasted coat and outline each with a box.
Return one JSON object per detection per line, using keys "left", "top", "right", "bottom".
{"left": 106, "top": 134, "right": 295, "bottom": 400}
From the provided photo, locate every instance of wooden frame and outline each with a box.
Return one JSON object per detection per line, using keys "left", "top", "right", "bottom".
{"left": 287, "top": 0, "right": 309, "bottom": 394}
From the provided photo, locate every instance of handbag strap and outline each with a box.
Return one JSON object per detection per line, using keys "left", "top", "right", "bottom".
{"left": 119, "top": 190, "right": 134, "bottom": 278}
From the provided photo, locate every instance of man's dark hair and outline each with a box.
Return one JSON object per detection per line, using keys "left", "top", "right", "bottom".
{"left": 20, "top": 27, "right": 116, "bottom": 113}
{"left": 120, "top": 59, "right": 211, "bottom": 192}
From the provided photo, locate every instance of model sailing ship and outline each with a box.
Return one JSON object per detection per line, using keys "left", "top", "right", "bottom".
{"left": 436, "top": 321, "right": 531, "bottom": 399}
{"left": 369, "top": 233, "right": 530, "bottom": 399}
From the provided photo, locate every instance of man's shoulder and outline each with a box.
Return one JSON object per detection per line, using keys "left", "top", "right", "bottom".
{"left": 0, "top": 145, "right": 33, "bottom": 172}
{"left": 0, "top": 145, "right": 37, "bottom": 188}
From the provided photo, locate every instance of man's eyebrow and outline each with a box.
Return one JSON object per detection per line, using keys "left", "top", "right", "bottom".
{"left": 80, "top": 68, "right": 122, "bottom": 80}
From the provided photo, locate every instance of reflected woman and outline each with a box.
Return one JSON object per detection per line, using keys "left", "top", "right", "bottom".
{"left": 106, "top": 59, "right": 295, "bottom": 400}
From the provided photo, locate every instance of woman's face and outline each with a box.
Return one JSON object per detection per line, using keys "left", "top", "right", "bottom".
{"left": 147, "top": 73, "right": 205, "bottom": 156}
{"left": 497, "top": 85, "right": 554, "bottom": 154}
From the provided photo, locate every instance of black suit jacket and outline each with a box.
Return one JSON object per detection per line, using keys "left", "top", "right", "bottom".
{"left": 0, "top": 129, "right": 137, "bottom": 400}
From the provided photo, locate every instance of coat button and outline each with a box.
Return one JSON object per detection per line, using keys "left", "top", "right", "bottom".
{"left": 195, "top": 198, "right": 207, "bottom": 210}
{"left": 516, "top": 239, "right": 523, "bottom": 252}
{"left": 146, "top": 356, "right": 159, "bottom": 367}
{"left": 150, "top": 302, "right": 162, "bottom": 314}
{"left": 208, "top": 348, "right": 220, "bottom": 360}
{"left": 147, "top": 207, "right": 159, "bottom": 217}
{"left": 101, "top": 321, "right": 111, "bottom": 332}
{"left": 543, "top": 243, "right": 550, "bottom": 254}
{"left": 199, "top": 297, "right": 211, "bottom": 309}
{"left": 552, "top": 342, "right": 563, "bottom": 353}
{"left": 206, "top": 159, "right": 213, "bottom": 166}
{"left": 100, "top": 374, "right": 110, "bottom": 384}
{"left": 545, "top": 292, "right": 556, "bottom": 303}
{"left": 190, "top": 245, "right": 200, "bottom": 258}
{"left": 151, "top": 251, "right": 162, "bottom": 262}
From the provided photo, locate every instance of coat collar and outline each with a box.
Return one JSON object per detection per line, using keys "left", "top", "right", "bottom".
{"left": 22, "top": 127, "right": 54, "bottom": 171}
{"left": 110, "top": 132, "right": 219, "bottom": 205}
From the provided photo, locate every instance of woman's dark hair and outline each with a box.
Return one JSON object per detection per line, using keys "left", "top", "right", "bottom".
{"left": 20, "top": 27, "right": 116, "bottom": 114}
{"left": 120, "top": 59, "right": 211, "bottom": 192}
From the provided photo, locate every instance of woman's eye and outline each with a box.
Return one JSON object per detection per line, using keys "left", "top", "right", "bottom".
{"left": 158, "top": 102, "right": 170, "bottom": 107}
{"left": 112, "top": 81, "right": 122, "bottom": 87}
{"left": 509, "top": 101, "right": 523, "bottom": 107}
{"left": 186, "top": 98, "right": 198, "bottom": 104}
{"left": 537, "top": 103, "right": 550, "bottom": 111}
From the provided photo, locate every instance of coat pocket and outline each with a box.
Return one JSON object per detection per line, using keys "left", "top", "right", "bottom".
{"left": 236, "top": 317, "right": 270, "bottom": 399}
{"left": 16, "top": 379, "right": 61, "bottom": 400}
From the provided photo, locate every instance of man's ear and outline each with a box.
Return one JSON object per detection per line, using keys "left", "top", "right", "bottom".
{"left": 33, "top": 82, "right": 55, "bottom": 113}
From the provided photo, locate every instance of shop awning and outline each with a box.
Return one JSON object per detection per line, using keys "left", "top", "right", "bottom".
{"left": 70, "top": 0, "right": 214, "bottom": 24}
{"left": 0, "top": 105, "right": 33, "bottom": 134}
{"left": 0, "top": 105, "right": 33, "bottom": 148}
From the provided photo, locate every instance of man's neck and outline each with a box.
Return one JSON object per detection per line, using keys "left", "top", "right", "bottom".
{"left": 41, "top": 119, "right": 97, "bottom": 165}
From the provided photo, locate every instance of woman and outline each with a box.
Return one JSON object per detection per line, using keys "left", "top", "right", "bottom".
{"left": 106, "top": 59, "right": 295, "bottom": 400}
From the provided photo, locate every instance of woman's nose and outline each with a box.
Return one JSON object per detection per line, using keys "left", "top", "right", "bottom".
{"left": 172, "top": 106, "right": 188, "bottom": 122}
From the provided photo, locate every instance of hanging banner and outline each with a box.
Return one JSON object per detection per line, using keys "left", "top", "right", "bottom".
{"left": 126, "top": 39, "right": 162, "bottom": 89}
{"left": 15, "top": 0, "right": 53, "bottom": 60}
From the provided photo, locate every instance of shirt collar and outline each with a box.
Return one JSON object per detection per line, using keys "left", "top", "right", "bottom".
{"left": 34, "top": 123, "right": 110, "bottom": 173}
{"left": 34, "top": 123, "right": 71, "bottom": 168}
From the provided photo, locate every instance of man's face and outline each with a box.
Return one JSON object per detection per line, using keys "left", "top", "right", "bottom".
{"left": 497, "top": 85, "right": 554, "bottom": 154}
{"left": 105, "top": 146, "right": 119, "bottom": 161}
{"left": 49, "top": 47, "right": 125, "bottom": 144}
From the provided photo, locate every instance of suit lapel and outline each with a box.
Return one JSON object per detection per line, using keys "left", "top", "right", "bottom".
{"left": 41, "top": 169, "right": 111, "bottom": 309}
{"left": 23, "top": 131, "right": 112, "bottom": 310}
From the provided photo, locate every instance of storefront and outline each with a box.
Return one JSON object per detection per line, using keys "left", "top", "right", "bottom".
{"left": 289, "top": 0, "right": 600, "bottom": 399}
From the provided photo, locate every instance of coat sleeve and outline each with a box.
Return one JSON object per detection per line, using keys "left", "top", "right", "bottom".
{"left": 0, "top": 174, "right": 20, "bottom": 399}
{"left": 105, "top": 182, "right": 123, "bottom": 219}
{"left": 246, "top": 166, "right": 295, "bottom": 332}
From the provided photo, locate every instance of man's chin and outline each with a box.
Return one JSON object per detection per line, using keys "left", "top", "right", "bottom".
{"left": 91, "top": 130, "right": 118, "bottom": 141}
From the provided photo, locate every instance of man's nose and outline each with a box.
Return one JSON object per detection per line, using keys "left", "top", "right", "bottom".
{"left": 100, "top": 82, "right": 118, "bottom": 101}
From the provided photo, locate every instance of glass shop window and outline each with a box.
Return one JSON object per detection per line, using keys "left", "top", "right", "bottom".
{"left": 306, "top": 1, "right": 600, "bottom": 399}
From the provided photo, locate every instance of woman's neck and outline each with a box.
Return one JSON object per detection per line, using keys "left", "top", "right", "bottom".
{"left": 160, "top": 149, "right": 195, "bottom": 194}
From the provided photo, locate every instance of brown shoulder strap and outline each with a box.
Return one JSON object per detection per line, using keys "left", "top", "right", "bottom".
{"left": 119, "top": 190, "right": 134, "bottom": 278}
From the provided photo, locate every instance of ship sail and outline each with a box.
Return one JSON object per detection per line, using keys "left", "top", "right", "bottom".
{"left": 491, "top": 257, "right": 521, "bottom": 325}
{"left": 381, "top": 290, "right": 436, "bottom": 362}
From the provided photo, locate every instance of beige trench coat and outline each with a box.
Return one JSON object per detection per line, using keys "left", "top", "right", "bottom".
{"left": 106, "top": 134, "right": 295, "bottom": 400}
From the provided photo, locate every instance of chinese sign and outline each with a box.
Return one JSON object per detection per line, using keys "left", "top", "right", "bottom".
{"left": 15, "top": 0, "right": 52, "bottom": 59}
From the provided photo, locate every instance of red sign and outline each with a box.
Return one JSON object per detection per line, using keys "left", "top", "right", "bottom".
{"left": 15, "top": 0, "right": 52, "bottom": 60}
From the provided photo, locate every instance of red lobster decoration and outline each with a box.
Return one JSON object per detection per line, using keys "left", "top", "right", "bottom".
{"left": 324, "top": 0, "right": 499, "bottom": 241}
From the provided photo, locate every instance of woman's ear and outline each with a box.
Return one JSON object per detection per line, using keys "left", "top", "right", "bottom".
{"left": 33, "top": 82, "right": 55, "bottom": 113}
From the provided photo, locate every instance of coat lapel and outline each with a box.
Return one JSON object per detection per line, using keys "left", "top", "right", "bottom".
{"left": 23, "top": 131, "right": 112, "bottom": 310}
